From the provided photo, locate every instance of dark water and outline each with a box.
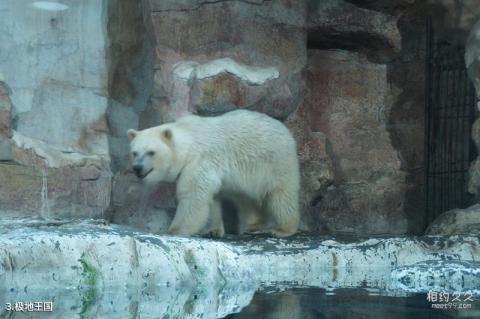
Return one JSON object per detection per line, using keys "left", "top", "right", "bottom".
{"left": 225, "top": 288, "right": 480, "bottom": 319}
{"left": 2, "top": 287, "right": 479, "bottom": 318}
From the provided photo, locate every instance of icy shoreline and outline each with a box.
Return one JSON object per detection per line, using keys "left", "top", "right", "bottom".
{"left": 0, "top": 217, "right": 479, "bottom": 318}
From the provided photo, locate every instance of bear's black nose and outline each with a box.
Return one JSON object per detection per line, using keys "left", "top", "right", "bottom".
{"left": 132, "top": 164, "right": 143, "bottom": 177}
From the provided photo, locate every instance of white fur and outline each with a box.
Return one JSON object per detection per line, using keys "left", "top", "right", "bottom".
{"left": 128, "top": 110, "right": 300, "bottom": 237}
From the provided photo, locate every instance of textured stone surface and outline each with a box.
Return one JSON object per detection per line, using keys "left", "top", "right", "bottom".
{"left": 427, "top": 0, "right": 480, "bottom": 42}
{"left": 305, "top": 50, "right": 407, "bottom": 235}
{"left": 284, "top": 88, "right": 335, "bottom": 230}
{"left": 466, "top": 19, "right": 480, "bottom": 199}
{"left": 307, "top": 0, "right": 401, "bottom": 61}
{"left": 0, "top": 132, "right": 111, "bottom": 219}
{"left": 0, "top": 139, "right": 12, "bottom": 161}
{"left": 143, "top": 0, "right": 307, "bottom": 121}
{"left": 385, "top": 12, "right": 427, "bottom": 232}
{"left": 426, "top": 204, "right": 480, "bottom": 235}
{"left": 110, "top": 172, "right": 175, "bottom": 234}
{"left": 346, "top": 0, "right": 415, "bottom": 14}
{"left": 1, "top": 218, "right": 479, "bottom": 318}
{"left": 0, "top": 82, "right": 12, "bottom": 138}
{"left": 468, "top": 158, "right": 480, "bottom": 197}
{"left": 0, "top": 0, "right": 110, "bottom": 155}
{"left": 466, "top": 19, "right": 480, "bottom": 97}
{"left": 106, "top": 0, "right": 153, "bottom": 173}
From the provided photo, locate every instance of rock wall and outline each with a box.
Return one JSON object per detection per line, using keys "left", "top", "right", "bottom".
{"left": 466, "top": 19, "right": 480, "bottom": 197}
{"left": 293, "top": 0, "right": 430, "bottom": 235}
{"left": 0, "top": 0, "right": 110, "bottom": 155}
{"left": 2, "top": 0, "right": 476, "bottom": 236}
{"left": 302, "top": 50, "right": 408, "bottom": 235}
{"left": 0, "top": 1, "right": 112, "bottom": 219}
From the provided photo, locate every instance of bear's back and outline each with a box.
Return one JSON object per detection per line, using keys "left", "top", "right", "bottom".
{"left": 175, "top": 110, "right": 296, "bottom": 168}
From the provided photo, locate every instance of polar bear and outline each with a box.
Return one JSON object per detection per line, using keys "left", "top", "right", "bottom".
{"left": 127, "top": 110, "right": 300, "bottom": 237}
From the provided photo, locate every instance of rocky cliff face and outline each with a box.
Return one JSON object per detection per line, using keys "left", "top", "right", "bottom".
{"left": 466, "top": 19, "right": 480, "bottom": 199}
{"left": 0, "top": 0, "right": 477, "bottom": 236}
{"left": 0, "top": 1, "right": 112, "bottom": 219}
{"left": 0, "top": 0, "right": 110, "bottom": 155}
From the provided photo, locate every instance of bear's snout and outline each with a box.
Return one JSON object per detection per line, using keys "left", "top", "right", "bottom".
{"left": 132, "top": 164, "right": 153, "bottom": 179}
{"left": 132, "top": 164, "right": 143, "bottom": 177}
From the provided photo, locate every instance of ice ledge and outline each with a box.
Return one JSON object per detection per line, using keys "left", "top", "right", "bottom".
{"left": 1, "top": 218, "right": 479, "bottom": 317}
{"left": 173, "top": 57, "right": 280, "bottom": 85}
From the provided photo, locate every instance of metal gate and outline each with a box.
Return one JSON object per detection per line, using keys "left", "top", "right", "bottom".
{"left": 425, "top": 18, "right": 478, "bottom": 224}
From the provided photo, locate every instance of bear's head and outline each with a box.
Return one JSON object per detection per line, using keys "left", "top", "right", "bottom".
{"left": 127, "top": 127, "right": 176, "bottom": 184}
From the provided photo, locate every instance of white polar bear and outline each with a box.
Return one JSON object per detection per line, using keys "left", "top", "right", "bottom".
{"left": 127, "top": 110, "right": 300, "bottom": 237}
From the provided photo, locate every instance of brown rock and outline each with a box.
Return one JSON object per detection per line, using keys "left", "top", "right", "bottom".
{"left": 466, "top": 19, "right": 480, "bottom": 97}
{"left": 1, "top": 134, "right": 112, "bottom": 219}
{"left": 466, "top": 19, "right": 480, "bottom": 199}
{"left": 307, "top": 0, "right": 401, "bottom": 61}
{"left": 303, "top": 49, "right": 409, "bottom": 235}
{"left": 143, "top": 0, "right": 307, "bottom": 122}
{"left": 111, "top": 171, "right": 176, "bottom": 233}
{"left": 0, "top": 163, "right": 111, "bottom": 219}
{"left": 345, "top": 0, "right": 415, "bottom": 14}
{"left": 191, "top": 73, "right": 252, "bottom": 110}
{"left": 0, "top": 86, "right": 12, "bottom": 137}
{"left": 286, "top": 101, "right": 335, "bottom": 230}
{"left": 307, "top": 50, "right": 400, "bottom": 183}
{"left": 311, "top": 173, "right": 407, "bottom": 235}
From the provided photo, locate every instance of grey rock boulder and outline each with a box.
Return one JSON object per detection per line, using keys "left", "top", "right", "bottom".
{"left": 426, "top": 204, "right": 480, "bottom": 235}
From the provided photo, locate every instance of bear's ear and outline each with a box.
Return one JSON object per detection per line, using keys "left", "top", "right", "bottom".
{"left": 127, "top": 129, "right": 138, "bottom": 141}
{"left": 162, "top": 128, "right": 172, "bottom": 141}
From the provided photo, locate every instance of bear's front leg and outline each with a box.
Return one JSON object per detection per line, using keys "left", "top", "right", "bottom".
{"left": 204, "top": 199, "right": 225, "bottom": 238}
{"left": 167, "top": 196, "right": 211, "bottom": 236}
{"left": 168, "top": 168, "right": 221, "bottom": 236}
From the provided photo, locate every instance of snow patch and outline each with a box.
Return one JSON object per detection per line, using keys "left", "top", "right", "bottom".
{"left": 32, "top": 1, "right": 69, "bottom": 11}
{"left": 173, "top": 58, "right": 279, "bottom": 85}
{"left": 12, "top": 131, "right": 106, "bottom": 168}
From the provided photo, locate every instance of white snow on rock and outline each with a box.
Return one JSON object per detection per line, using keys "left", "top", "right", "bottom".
{"left": 11, "top": 131, "right": 106, "bottom": 168}
{"left": 32, "top": 1, "right": 69, "bottom": 11}
{"left": 173, "top": 58, "right": 280, "bottom": 85}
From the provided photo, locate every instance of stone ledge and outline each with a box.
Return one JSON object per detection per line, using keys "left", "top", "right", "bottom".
{"left": 0, "top": 132, "right": 112, "bottom": 219}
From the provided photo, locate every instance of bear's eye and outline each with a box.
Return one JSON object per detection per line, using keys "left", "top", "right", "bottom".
{"left": 147, "top": 151, "right": 155, "bottom": 157}
{"left": 132, "top": 151, "right": 138, "bottom": 157}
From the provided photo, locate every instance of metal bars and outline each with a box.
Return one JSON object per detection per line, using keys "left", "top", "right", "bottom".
{"left": 424, "top": 17, "right": 478, "bottom": 225}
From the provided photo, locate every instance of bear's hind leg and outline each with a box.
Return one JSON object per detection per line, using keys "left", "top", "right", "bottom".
{"left": 264, "top": 187, "right": 299, "bottom": 237}
{"left": 232, "top": 196, "right": 263, "bottom": 235}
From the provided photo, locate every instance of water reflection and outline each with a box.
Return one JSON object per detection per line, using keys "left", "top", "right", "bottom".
{"left": 2, "top": 286, "right": 479, "bottom": 318}
{"left": 226, "top": 288, "right": 480, "bottom": 319}
{"left": 1, "top": 284, "right": 255, "bottom": 318}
